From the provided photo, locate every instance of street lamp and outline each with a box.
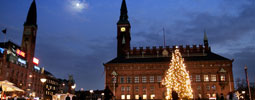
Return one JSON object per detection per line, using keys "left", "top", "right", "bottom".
{"left": 101, "top": 93, "right": 104, "bottom": 100}
{"left": 71, "top": 84, "right": 76, "bottom": 89}
{"left": 40, "top": 78, "right": 47, "bottom": 100}
{"left": 90, "top": 90, "right": 93, "bottom": 100}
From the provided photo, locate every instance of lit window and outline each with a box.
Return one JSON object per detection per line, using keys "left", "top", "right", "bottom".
{"left": 135, "top": 95, "right": 139, "bottom": 99}
{"left": 127, "top": 95, "right": 131, "bottom": 99}
{"left": 211, "top": 75, "right": 216, "bottom": 81}
{"left": 212, "top": 94, "right": 216, "bottom": 97}
{"left": 206, "top": 85, "right": 210, "bottom": 91}
{"left": 150, "top": 76, "right": 154, "bottom": 83}
{"left": 142, "top": 76, "right": 147, "bottom": 83}
{"left": 157, "top": 76, "right": 162, "bottom": 82}
{"left": 150, "top": 94, "right": 155, "bottom": 99}
{"left": 143, "top": 95, "right": 147, "bottom": 99}
{"left": 204, "top": 75, "right": 209, "bottom": 82}
{"left": 121, "top": 95, "right": 125, "bottom": 100}
{"left": 220, "top": 75, "right": 225, "bottom": 81}
{"left": 127, "top": 86, "right": 131, "bottom": 92}
{"left": 196, "top": 75, "right": 201, "bottom": 82}
{"left": 127, "top": 77, "right": 132, "bottom": 83}
{"left": 120, "top": 76, "right": 125, "bottom": 83}
{"left": 134, "top": 76, "right": 139, "bottom": 83}
{"left": 121, "top": 86, "right": 125, "bottom": 92}
{"left": 135, "top": 86, "right": 139, "bottom": 92}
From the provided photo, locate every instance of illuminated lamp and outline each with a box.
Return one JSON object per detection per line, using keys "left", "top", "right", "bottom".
{"left": 33, "top": 57, "right": 39, "bottom": 65}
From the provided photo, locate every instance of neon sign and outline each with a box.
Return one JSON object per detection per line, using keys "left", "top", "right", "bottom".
{"left": 33, "top": 57, "right": 39, "bottom": 65}
{"left": 0, "top": 48, "right": 4, "bottom": 54}
{"left": 18, "top": 58, "right": 26, "bottom": 64}
{"left": 16, "top": 49, "right": 25, "bottom": 57}
{"left": 34, "top": 66, "right": 40, "bottom": 71}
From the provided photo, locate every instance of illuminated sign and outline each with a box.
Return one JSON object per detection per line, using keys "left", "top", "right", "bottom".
{"left": 0, "top": 48, "right": 4, "bottom": 53}
{"left": 18, "top": 58, "right": 26, "bottom": 64}
{"left": 34, "top": 66, "right": 40, "bottom": 71}
{"left": 33, "top": 57, "right": 39, "bottom": 65}
{"left": 16, "top": 49, "right": 25, "bottom": 57}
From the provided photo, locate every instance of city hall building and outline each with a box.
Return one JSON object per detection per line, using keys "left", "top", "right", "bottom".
{"left": 104, "top": 0, "right": 234, "bottom": 99}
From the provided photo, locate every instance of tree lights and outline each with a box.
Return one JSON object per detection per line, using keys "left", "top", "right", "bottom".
{"left": 162, "top": 48, "right": 193, "bottom": 100}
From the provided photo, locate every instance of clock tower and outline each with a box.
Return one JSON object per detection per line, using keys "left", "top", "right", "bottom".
{"left": 21, "top": 0, "right": 37, "bottom": 69}
{"left": 117, "top": 0, "right": 131, "bottom": 58}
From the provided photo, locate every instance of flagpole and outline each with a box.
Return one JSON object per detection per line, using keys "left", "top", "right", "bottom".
{"left": 244, "top": 65, "right": 252, "bottom": 100}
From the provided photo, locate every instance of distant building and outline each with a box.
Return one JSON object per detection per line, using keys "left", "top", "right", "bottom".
{"left": 0, "top": 0, "right": 43, "bottom": 98}
{"left": 75, "top": 90, "right": 104, "bottom": 100}
{"left": 43, "top": 70, "right": 60, "bottom": 100}
{"left": 104, "top": 0, "right": 234, "bottom": 100}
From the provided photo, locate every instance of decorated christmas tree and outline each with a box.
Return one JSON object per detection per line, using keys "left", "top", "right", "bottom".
{"left": 162, "top": 47, "right": 193, "bottom": 100}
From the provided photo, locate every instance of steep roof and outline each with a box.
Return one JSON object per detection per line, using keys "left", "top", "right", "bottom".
{"left": 106, "top": 52, "right": 231, "bottom": 64}
{"left": 24, "top": 0, "right": 37, "bottom": 27}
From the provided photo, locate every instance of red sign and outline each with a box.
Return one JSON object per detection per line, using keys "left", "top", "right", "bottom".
{"left": 33, "top": 57, "right": 39, "bottom": 65}
{"left": 16, "top": 49, "right": 25, "bottom": 57}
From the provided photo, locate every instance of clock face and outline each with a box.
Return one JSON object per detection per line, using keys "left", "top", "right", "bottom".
{"left": 120, "top": 27, "right": 126, "bottom": 32}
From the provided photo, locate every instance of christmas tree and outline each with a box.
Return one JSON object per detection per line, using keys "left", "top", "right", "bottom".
{"left": 162, "top": 48, "right": 193, "bottom": 100}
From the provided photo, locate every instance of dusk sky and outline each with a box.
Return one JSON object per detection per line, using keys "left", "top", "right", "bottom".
{"left": 0, "top": 0, "right": 254, "bottom": 90}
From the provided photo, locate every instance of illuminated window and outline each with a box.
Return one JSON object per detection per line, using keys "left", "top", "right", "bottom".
{"left": 211, "top": 75, "right": 216, "bottom": 81}
{"left": 120, "top": 76, "right": 125, "bottom": 83}
{"left": 143, "top": 95, "right": 147, "bottom": 99}
{"left": 135, "top": 95, "right": 139, "bottom": 99}
{"left": 206, "top": 85, "right": 210, "bottom": 91}
{"left": 121, "top": 95, "right": 125, "bottom": 100}
{"left": 127, "top": 76, "right": 132, "bottom": 83}
{"left": 121, "top": 86, "right": 125, "bottom": 92}
{"left": 134, "top": 76, "right": 139, "bottom": 83}
{"left": 150, "top": 94, "right": 155, "bottom": 99}
{"left": 220, "top": 75, "right": 225, "bottom": 81}
{"left": 157, "top": 76, "right": 162, "bottom": 82}
{"left": 127, "top": 95, "right": 131, "bottom": 99}
{"left": 127, "top": 86, "right": 131, "bottom": 92}
{"left": 204, "top": 75, "right": 209, "bottom": 82}
{"left": 150, "top": 76, "right": 154, "bottom": 83}
{"left": 142, "top": 76, "right": 147, "bottom": 83}
{"left": 212, "top": 94, "right": 216, "bottom": 97}
{"left": 135, "top": 86, "right": 139, "bottom": 92}
{"left": 196, "top": 75, "right": 201, "bottom": 82}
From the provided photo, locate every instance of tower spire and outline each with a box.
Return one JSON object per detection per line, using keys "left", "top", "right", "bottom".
{"left": 24, "top": 0, "right": 37, "bottom": 27}
{"left": 118, "top": 0, "right": 129, "bottom": 24}
{"left": 203, "top": 29, "right": 209, "bottom": 49}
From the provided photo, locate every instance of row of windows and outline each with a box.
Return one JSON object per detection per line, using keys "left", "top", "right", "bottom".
{"left": 121, "top": 94, "right": 155, "bottom": 100}
{"left": 197, "top": 85, "right": 216, "bottom": 91}
{"left": 121, "top": 86, "right": 155, "bottom": 92}
{"left": 117, "top": 76, "right": 162, "bottom": 84}
{"left": 191, "top": 74, "right": 226, "bottom": 82}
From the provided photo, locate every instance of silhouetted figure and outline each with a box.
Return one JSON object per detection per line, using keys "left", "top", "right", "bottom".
{"left": 139, "top": 96, "right": 142, "bottom": 100}
{"left": 104, "top": 86, "right": 113, "bottom": 100}
{"left": 216, "top": 93, "right": 220, "bottom": 100}
{"left": 220, "top": 93, "right": 224, "bottom": 100}
{"left": 228, "top": 92, "right": 233, "bottom": 100}
{"left": 66, "top": 95, "right": 70, "bottom": 100}
{"left": 172, "top": 90, "right": 179, "bottom": 100}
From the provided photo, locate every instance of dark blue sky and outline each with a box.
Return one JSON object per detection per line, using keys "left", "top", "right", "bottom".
{"left": 0, "top": 0, "right": 254, "bottom": 90}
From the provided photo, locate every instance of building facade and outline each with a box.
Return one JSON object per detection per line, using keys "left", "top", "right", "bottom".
{"left": 104, "top": 0, "right": 234, "bottom": 100}
{"left": 0, "top": 0, "right": 44, "bottom": 98}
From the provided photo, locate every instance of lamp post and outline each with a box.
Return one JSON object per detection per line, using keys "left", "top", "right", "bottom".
{"left": 90, "top": 90, "right": 93, "bottom": 100}
{"left": 111, "top": 71, "right": 118, "bottom": 100}
{"left": 101, "top": 93, "right": 104, "bottom": 100}
{"left": 40, "top": 78, "right": 47, "bottom": 100}
{"left": 244, "top": 65, "right": 252, "bottom": 100}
